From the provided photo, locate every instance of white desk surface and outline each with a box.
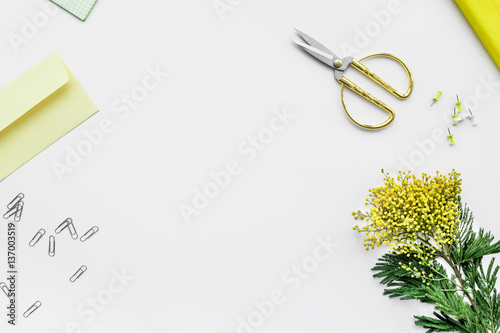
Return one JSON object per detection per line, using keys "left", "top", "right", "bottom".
{"left": 1, "top": 0, "right": 499, "bottom": 332}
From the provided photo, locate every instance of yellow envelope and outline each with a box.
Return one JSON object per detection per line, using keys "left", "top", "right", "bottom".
{"left": 0, "top": 52, "right": 98, "bottom": 181}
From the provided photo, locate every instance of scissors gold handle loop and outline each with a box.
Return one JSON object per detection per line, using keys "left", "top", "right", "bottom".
{"left": 339, "top": 53, "right": 414, "bottom": 130}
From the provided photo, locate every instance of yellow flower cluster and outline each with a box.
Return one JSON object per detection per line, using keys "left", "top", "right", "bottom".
{"left": 353, "top": 170, "right": 462, "bottom": 266}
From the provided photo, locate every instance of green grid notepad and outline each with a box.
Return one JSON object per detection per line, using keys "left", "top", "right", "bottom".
{"left": 50, "top": 0, "right": 98, "bottom": 21}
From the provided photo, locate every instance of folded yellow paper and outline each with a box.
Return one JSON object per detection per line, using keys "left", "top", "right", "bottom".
{"left": 455, "top": 0, "right": 500, "bottom": 70}
{"left": 0, "top": 52, "right": 98, "bottom": 181}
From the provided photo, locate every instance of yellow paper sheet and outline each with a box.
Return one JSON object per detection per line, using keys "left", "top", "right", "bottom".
{"left": 455, "top": 0, "right": 500, "bottom": 70}
{"left": 0, "top": 52, "right": 98, "bottom": 181}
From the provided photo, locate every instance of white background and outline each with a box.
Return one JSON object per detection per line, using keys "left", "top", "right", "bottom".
{"left": 1, "top": 0, "right": 500, "bottom": 332}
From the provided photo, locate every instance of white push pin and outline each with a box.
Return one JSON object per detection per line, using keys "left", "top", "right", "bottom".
{"left": 29, "top": 229, "right": 46, "bottom": 247}
{"left": 466, "top": 108, "right": 478, "bottom": 126}
{"left": 80, "top": 226, "right": 99, "bottom": 242}
{"left": 452, "top": 108, "right": 464, "bottom": 126}
{"left": 23, "top": 301, "right": 42, "bottom": 318}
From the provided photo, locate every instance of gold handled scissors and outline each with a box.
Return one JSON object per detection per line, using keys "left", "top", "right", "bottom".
{"left": 293, "top": 29, "right": 414, "bottom": 130}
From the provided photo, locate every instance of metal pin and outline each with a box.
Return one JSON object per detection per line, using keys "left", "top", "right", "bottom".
{"left": 29, "top": 229, "right": 46, "bottom": 247}
{"left": 466, "top": 108, "right": 478, "bottom": 126}
{"left": 456, "top": 94, "right": 463, "bottom": 113}
{"left": 48, "top": 235, "right": 55, "bottom": 257}
{"left": 3, "top": 205, "right": 19, "bottom": 219}
{"left": 80, "top": 226, "right": 99, "bottom": 242}
{"left": 14, "top": 201, "right": 23, "bottom": 222}
{"left": 0, "top": 282, "right": 10, "bottom": 298}
{"left": 55, "top": 218, "right": 71, "bottom": 234}
{"left": 431, "top": 90, "right": 443, "bottom": 106}
{"left": 67, "top": 221, "right": 78, "bottom": 240}
{"left": 7, "top": 193, "right": 24, "bottom": 209}
{"left": 447, "top": 127, "right": 455, "bottom": 145}
{"left": 23, "top": 301, "right": 42, "bottom": 318}
{"left": 70, "top": 265, "right": 87, "bottom": 283}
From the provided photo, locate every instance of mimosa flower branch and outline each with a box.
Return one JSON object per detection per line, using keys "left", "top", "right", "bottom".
{"left": 353, "top": 170, "right": 500, "bottom": 332}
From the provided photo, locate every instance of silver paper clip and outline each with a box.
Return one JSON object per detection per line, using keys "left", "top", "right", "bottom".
{"left": 4, "top": 193, "right": 24, "bottom": 221}
{"left": 7, "top": 193, "right": 24, "bottom": 209}
{"left": 0, "top": 282, "right": 11, "bottom": 298}
{"left": 3, "top": 205, "right": 19, "bottom": 219}
{"left": 67, "top": 221, "right": 78, "bottom": 240}
{"left": 29, "top": 229, "right": 46, "bottom": 247}
{"left": 48, "top": 235, "right": 56, "bottom": 257}
{"left": 70, "top": 265, "right": 87, "bottom": 283}
{"left": 14, "top": 201, "right": 23, "bottom": 222}
{"left": 80, "top": 226, "right": 99, "bottom": 242}
{"left": 23, "top": 301, "right": 42, "bottom": 318}
{"left": 55, "top": 218, "right": 71, "bottom": 234}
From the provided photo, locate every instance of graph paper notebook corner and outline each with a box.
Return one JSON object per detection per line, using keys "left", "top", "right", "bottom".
{"left": 50, "top": 0, "right": 99, "bottom": 21}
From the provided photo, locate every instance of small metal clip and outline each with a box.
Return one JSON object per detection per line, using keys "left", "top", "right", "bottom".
{"left": 0, "top": 282, "right": 11, "bottom": 298}
{"left": 23, "top": 301, "right": 42, "bottom": 318}
{"left": 70, "top": 265, "right": 87, "bottom": 283}
{"left": 14, "top": 201, "right": 23, "bottom": 222}
{"left": 7, "top": 193, "right": 24, "bottom": 209}
{"left": 67, "top": 221, "right": 78, "bottom": 240}
{"left": 55, "top": 218, "right": 71, "bottom": 234}
{"left": 29, "top": 229, "right": 46, "bottom": 247}
{"left": 80, "top": 226, "right": 99, "bottom": 242}
{"left": 3, "top": 205, "right": 19, "bottom": 220}
{"left": 48, "top": 235, "right": 56, "bottom": 257}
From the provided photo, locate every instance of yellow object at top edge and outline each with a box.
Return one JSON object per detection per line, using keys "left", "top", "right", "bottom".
{"left": 455, "top": 0, "right": 500, "bottom": 70}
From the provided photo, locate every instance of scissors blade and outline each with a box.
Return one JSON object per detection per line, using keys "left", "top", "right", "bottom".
{"left": 294, "top": 28, "right": 335, "bottom": 57}
{"left": 292, "top": 39, "right": 334, "bottom": 68}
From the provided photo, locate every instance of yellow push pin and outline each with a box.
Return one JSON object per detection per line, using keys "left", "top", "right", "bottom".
{"left": 456, "top": 94, "right": 463, "bottom": 113}
{"left": 431, "top": 91, "right": 443, "bottom": 107}
{"left": 452, "top": 109, "right": 459, "bottom": 125}
{"left": 447, "top": 127, "right": 455, "bottom": 145}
